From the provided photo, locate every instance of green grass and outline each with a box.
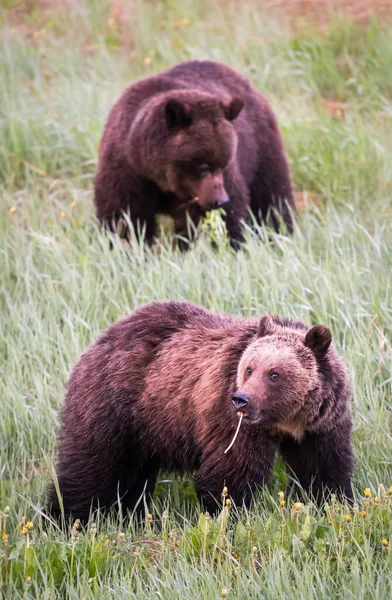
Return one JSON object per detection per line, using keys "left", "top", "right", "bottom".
{"left": 0, "top": 1, "right": 391, "bottom": 597}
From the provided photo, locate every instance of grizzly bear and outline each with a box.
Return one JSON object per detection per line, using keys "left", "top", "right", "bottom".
{"left": 94, "top": 60, "right": 295, "bottom": 249}
{"left": 47, "top": 301, "right": 354, "bottom": 522}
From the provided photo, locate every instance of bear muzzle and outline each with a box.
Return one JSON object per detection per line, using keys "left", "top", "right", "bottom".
{"left": 216, "top": 191, "right": 229, "bottom": 206}
{"left": 232, "top": 391, "right": 275, "bottom": 424}
{"left": 196, "top": 192, "right": 229, "bottom": 210}
{"left": 196, "top": 172, "right": 230, "bottom": 210}
{"left": 232, "top": 391, "right": 250, "bottom": 410}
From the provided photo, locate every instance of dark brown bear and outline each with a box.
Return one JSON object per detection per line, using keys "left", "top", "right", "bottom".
{"left": 48, "top": 301, "right": 354, "bottom": 522}
{"left": 94, "top": 60, "right": 295, "bottom": 249}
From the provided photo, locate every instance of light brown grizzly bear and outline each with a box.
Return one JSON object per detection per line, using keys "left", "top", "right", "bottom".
{"left": 94, "top": 60, "right": 295, "bottom": 250}
{"left": 47, "top": 301, "right": 354, "bottom": 522}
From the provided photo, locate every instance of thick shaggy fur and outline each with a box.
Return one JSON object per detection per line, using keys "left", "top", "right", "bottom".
{"left": 48, "top": 302, "right": 353, "bottom": 522}
{"left": 94, "top": 60, "right": 295, "bottom": 249}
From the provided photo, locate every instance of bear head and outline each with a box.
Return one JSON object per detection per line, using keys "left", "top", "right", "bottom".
{"left": 233, "top": 315, "right": 333, "bottom": 440}
{"left": 130, "top": 90, "right": 244, "bottom": 211}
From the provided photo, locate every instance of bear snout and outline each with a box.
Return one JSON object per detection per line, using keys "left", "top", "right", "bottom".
{"left": 216, "top": 191, "right": 229, "bottom": 206}
{"left": 196, "top": 172, "right": 230, "bottom": 210}
{"left": 232, "top": 391, "right": 250, "bottom": 410}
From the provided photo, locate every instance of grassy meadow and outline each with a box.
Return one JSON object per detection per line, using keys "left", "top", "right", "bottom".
{"left": 1, "top": 0, "right": 392, "bottom": 597}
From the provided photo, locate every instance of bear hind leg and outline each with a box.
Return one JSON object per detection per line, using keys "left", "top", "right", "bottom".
{"left": 116, "top": 461, "right": 160, "bottom": 518}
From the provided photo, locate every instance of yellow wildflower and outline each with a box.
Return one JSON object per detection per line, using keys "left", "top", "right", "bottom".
{"left": 107, "top": 18, "right": 115, "bottom": 27}
{"left": 220, "top": 588, "right": 228, "bottom": 599}
{"left": 280, "top": 500, "right": 286, "bottom": 507}
{"left": 2, "top": 534, "right": 8, "bottom": 544}
{"left": 225, "top": 498, "right": 232, "bottom": 508}
{"left": 360, "top": 511, "right": 366, "bottom": 517}
{"left": 182, "top": 18, "right": 190, "bottom": 26}
{"left": 60, "top": 211, "right": 66, "bottom": 218}
{"left": 335, "top": 109, "right": 342, "bottom": 118}
{"left": 71, "top": 201, "right": 76, "bottom": 209}
{"left": 33, "top": 29, "right": 46, "bottom": 38}
{"left": 9, "top": 206, "right": 17, "bottom": 214}
{"left": 22, "top": 527, "right": 28, "bottom": 535}
{"left": 292, "top": 502, "right": 304, "bottom": 511}
{"left": 278, "top": 491, "right": 284, "bottom": 500}
{"left": 143, "top": 57, "right": 152, "bottom": 65}
{"left": 382, "top": 539, "right": 389, "bottom": 547}
{"left": 344, "top": 515, "right": 351, "bottom": 522}
{"left": 4, "top": 506, "right": 10, "bottom": 513}
{"left": 222, "top": 486, "right": 228, "bottom": 496}
{"left": 26, "top": 521, "right": 34, "bottom": 530}
{"left": 148, "top": 50, "right": 156, "bottom": 56}
{"left": 364, "top": 488, "right": 371, "bottom": 498}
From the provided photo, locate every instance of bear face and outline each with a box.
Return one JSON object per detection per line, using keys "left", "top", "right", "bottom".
{"left": 233, "top": 316, "right": 332, "bottom": 440}
{"left": 131, "top": 91, "right": 244, "bottom": 211}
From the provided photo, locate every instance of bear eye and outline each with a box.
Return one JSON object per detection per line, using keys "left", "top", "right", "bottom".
{"left": 269, "top": 372, "right": 280, "bottom": 382}
{"left": 245, "top": 366, "right": 252, "bottom": 378}
{"left": 199, "top": 164, "right": 211, "bottom": 178}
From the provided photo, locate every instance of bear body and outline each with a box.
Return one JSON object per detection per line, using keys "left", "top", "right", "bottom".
{"left": 94, "top": 61, "right": 295, "bottom": 249}
{"left": 48, "top": 301, "right": 354, "bottom": 522}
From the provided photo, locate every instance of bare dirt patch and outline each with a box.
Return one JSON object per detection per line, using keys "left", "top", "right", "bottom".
{"left": 257, "top": 0, "right": 392, "bottom": 25}
{"left": 6, "top": 0, "right": 392, "bottom": 32}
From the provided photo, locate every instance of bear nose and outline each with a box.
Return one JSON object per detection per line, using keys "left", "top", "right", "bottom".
{"left": 231, "top": 391, "right": 250, "bottom": 409}
{"left": 216, "top": 192, "right": 229, "bottom": 207}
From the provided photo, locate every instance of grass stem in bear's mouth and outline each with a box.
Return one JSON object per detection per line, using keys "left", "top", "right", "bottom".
{"left": 224, "top": 412, "right": 244, "bottom": 454}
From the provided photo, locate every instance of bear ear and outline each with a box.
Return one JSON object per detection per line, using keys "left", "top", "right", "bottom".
{"left": 165, "top": 99, "right": 192, "bottom": 129}
{"left": 258, "top": 315, "right": 276, "bottom": 338}
{"left": 304, "top": 326, "right": 332, "bottom": 358}
{"left": 223, "top": 97, "right": 244, "bottom": 121}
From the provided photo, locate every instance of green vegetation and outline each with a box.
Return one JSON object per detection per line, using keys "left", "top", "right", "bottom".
{"left": 0, "top": 1, "right": 391, "bottom": 597}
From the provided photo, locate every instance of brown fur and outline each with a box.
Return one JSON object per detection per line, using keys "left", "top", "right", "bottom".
{"left": 47, "top": 302, "right": 354, "bottom": 522}
{"left": 94, "top": 61, "right": 295, "bottom": 249}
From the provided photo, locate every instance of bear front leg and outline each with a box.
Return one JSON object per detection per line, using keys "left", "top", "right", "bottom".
{"left": 280, "top": 424, "right": 354, "bottom": 505}
{"left": 222, "top": 168, "right": 251, "bottom": 250}
{"left": 195, "top": 439, "right": 277, "bottom": 513}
